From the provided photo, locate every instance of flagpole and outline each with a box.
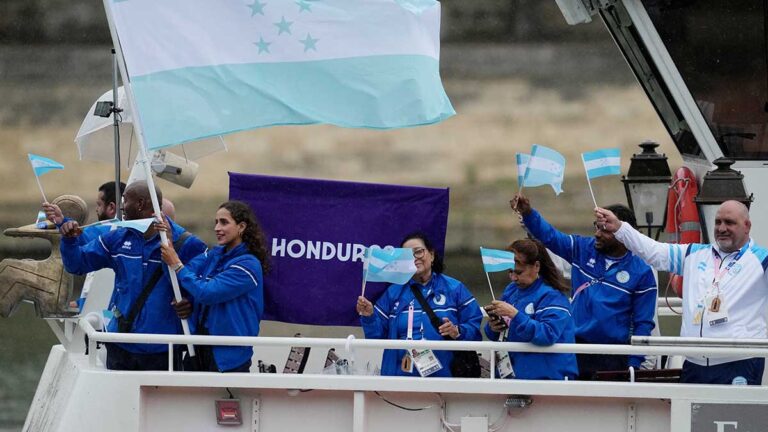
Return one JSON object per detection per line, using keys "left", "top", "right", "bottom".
{"left": 33, "top": 172, "right": 48, "bottom": 203}
{"left": 360, "top": 248, "right": 371, "bottom": 297}
{"left": 581, "top": 154, "right": 598, "bottom": 209}
{"left": 480, "top": 248, "right": 496, "bottom": 301}
{"left": 103, "top": 0, "right": 195, "bottom": 357}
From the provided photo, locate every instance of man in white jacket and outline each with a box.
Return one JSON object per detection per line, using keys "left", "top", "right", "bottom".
{"left": 595, "top": 200, "right": 766, "bottom": 384}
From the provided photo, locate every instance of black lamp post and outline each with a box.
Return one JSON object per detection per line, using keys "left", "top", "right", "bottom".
{"left": 693, "top": 158, "right": 753, "bottom": 244}
{"left": 621, "top": 141, "right": 672, "bottom": 238}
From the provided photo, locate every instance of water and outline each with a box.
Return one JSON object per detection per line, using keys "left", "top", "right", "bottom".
{"left": 0, "top": 252, "right": 680, "bottom": 430}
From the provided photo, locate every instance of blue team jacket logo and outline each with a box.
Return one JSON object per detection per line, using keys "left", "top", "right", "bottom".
{"left": 697, "top": 261, "right": 707, "bottom": 272}
{"left": 121, "top": 241, "right": 132, "bottom": 250}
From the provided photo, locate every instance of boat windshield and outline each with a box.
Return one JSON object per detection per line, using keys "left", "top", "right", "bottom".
{"left": 643, "top": 0, "right": 768, "bottom": 160}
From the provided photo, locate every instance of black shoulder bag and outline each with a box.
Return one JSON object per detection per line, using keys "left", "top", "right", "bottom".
{"left": 409, "top": 284, "right": 481, "bottom": 378}
{"left": 116, "top": 232, "right": 192, "bottom": 333}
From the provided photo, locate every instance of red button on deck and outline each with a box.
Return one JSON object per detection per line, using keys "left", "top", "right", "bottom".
{"left": 215, "top": 399, "right": 242, "bottom": 425}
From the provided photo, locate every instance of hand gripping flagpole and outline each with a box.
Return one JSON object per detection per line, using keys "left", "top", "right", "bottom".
{"left": 581, "top": 154, "right": 599, "bottom": 209}
{"left": 103, "top": 0, "right": 195, "bottom": 357}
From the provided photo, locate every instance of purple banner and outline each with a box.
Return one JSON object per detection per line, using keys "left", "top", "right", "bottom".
{"left": 229, "top": 173, "right": 450, "bottom": 326}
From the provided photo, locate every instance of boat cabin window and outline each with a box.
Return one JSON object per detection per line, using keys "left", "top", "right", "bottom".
{"left": 643, "top": 0, "right": 768, "bottom": 160}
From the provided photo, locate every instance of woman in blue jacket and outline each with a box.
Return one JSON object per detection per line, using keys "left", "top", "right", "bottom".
{"left": 484, "top": 238, "right": 578, "bottom": 380}
{"left": 356, "top": 232, "right": 483, "bottom": 377}
{"left": 161, "top": 200, "right": 268, "bottom": 372}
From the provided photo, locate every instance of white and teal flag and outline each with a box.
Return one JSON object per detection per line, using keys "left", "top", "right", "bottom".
{"left": 480, "top": 247, "right": 516, "bottom": 273}
{"left": 522, "top": 144, "right": 566, "bottom": 195}
{"left": 365, "top": 247, "right": 417, "bottom": 285}
{"left": 94, "top": 217, "right": 155, "bottom": 233}
{"left": 582, "top": 148, "right": 621, "bottom": 179}
{"left": 106, "top": 0, "right": 455, "bottom": 151}
{"left": 28, "top": 154, "right": 64, "bottom": 177}
{"left": 515, "top": 153, "right": 530, "bottom": 187}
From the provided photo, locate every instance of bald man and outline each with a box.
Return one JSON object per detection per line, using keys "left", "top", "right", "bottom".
{"left": 58, "top": 181, "right": 207, "bottom": 371}
{"left": 596, "top": 200, "right": 767, "bottom": 385}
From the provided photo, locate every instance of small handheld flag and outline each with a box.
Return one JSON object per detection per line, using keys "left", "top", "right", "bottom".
{"left": 583, "top": 148, "right": 621, "bottom": 179}
{"left": 581, "top": 148, "right": 621, "bottom": 208}
{"left": 480, "top": 247, "right": 515, "bottom": 301}
{"left": 481, "top": 247, "right": 516, "bottom": 273}
{"left": 364, "top": 247, "right": 417, "bottom": 285}
{"left": 28, "top": 153, "right": 64, "bottom": 203}
{"left": 522, "top": 144, "right": 566, "bottom": 195}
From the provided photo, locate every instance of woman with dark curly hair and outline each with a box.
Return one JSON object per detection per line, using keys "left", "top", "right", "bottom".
{"left": 484, "top": 238, "right": 578, "bottom": 380}
{"left": 160, "top": 200, "right": 268, "bottom": 372}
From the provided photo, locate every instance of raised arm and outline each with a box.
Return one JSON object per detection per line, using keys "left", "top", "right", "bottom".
{"left": 59, "top": 234, "right": 113, "bottom": 275}
{"left": 515, "top": 194, "right": 577, "bottom": 262}
{"left": 595, "top": 208, "right": 688, "bottom": 274}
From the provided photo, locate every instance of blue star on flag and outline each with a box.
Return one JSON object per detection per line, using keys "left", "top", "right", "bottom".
{"left": 300, "top": 33, "right": 319, "bottom": 52}
{"left": 274, "top": 16, "right": 293, "bottom": 35}
{"left": 247, "top": 0, "right": 266, "bottom": 16}
{"left": 296, "top": 0, "right": 312, "bottom": 12}
{"left": 254, "top": 36, "right": 271, "bottom": 54}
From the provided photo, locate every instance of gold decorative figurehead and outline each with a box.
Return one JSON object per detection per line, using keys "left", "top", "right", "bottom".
{"left": 0, "top": 195, "right": 88, "bottom": 318}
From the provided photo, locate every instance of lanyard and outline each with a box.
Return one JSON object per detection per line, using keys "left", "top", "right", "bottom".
{"left": 573, "top": 259, "right": 623, "bottom": 298}
{"left": 710, "top": 243, "right": 748, "bottom": 292}
{"left": 406, "top": 304, "right": 414, "bottom": 340}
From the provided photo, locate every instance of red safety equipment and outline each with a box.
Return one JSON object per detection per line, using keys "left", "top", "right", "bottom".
{"left": 663, "top": 167, "right": 701, "bottom": 297}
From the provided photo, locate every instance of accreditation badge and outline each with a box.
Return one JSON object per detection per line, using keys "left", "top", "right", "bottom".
{"left": 495, "top": 351, "right": 515, "bottom": 379}
{"left": 411, "top": 349, "right": 443, "bottom": 377}
{"left": 706, "top": 295, "right": 729, "bottom": 327}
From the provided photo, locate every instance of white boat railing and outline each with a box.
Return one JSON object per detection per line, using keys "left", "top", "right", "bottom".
{"left": 75, "top": 317, "right": 768, "bottom": 379}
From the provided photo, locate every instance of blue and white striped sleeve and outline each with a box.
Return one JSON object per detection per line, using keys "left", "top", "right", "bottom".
{"left": 614, "top": 222, "right": 687, "bottom": 274}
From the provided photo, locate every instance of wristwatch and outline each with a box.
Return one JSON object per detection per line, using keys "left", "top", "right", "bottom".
{"left": 171, "top": 262, "right": 184, "bottom": 272}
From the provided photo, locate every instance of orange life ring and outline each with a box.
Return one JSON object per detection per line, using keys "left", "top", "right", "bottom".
{"left": 663, "top": 167, "right": 701, "bottom": 297}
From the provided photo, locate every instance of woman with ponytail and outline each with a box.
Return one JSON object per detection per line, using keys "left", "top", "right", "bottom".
{"left": 161, "top": 200, "right": 268, "bottom": 372}
{"left": 484, "top": 238, "right": 578, "bottom": 380}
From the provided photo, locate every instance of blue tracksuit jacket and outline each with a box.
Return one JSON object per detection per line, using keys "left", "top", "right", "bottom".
{"left": 361, "top": 273, "right": 482, "bottom": 377}
{"left": 523, "top": 209, "right": 657, "bottom": 368}
{"left": 177, "top": 243, "right": 264, "bottom": 371}
{"left": 60, "top": 220, "right": 207, "bottom": 353}
{"left": 484, "top": 278, "right": 578, "bottom": 380}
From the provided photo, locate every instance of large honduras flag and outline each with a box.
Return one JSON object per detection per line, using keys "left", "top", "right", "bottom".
{"left": 582, "top": 148, "right": 621, "bottom": 179}
{"left": 522, "top": 144, "right": 566, "bottom": 195}
{"left": 365, "top": 247, "right": 417, "bottom": 285}
{"left": 105, "top": 0, "right": 455, "bottom": 151}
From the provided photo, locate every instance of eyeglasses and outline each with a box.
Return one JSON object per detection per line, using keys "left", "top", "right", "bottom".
{"left": 413, "top": 248, "right": 427, "bottom": 258}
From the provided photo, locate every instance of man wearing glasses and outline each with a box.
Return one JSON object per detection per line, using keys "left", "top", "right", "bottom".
{"left": 512, "top": 193, "right": 657, "bottom": 380}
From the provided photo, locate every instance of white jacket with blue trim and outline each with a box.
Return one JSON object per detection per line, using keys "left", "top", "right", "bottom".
{"left": 615, "top": 222, "right": 768, "bottom": 366}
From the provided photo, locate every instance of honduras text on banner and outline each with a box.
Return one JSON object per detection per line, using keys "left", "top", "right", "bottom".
{"left": 366, "top": 247, "right": 417, "bottom": 285}
{"left": 480, "top": 247, "right": 516, "bottom": 273}
{"left": 107, "top": 0, "right": 455, "bottom": 150}
{"left": 229, "top": 172, "right": 449, "bottom": 326}
{"left": 582, "top": 148, "right": 621, "bottom": 179}
{"left": 522, "top": 144, "right": 566, "bottom": 195}
{"left": 28, "top": 154, "right": 64, "bottom": 177}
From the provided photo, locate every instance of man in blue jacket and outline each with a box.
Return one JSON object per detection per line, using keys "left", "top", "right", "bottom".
{"left": 513, "top": 193, "right": 657, "bottom": 379}
{"left": 56, "top": 181, "right": 207, "bottom": 370}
